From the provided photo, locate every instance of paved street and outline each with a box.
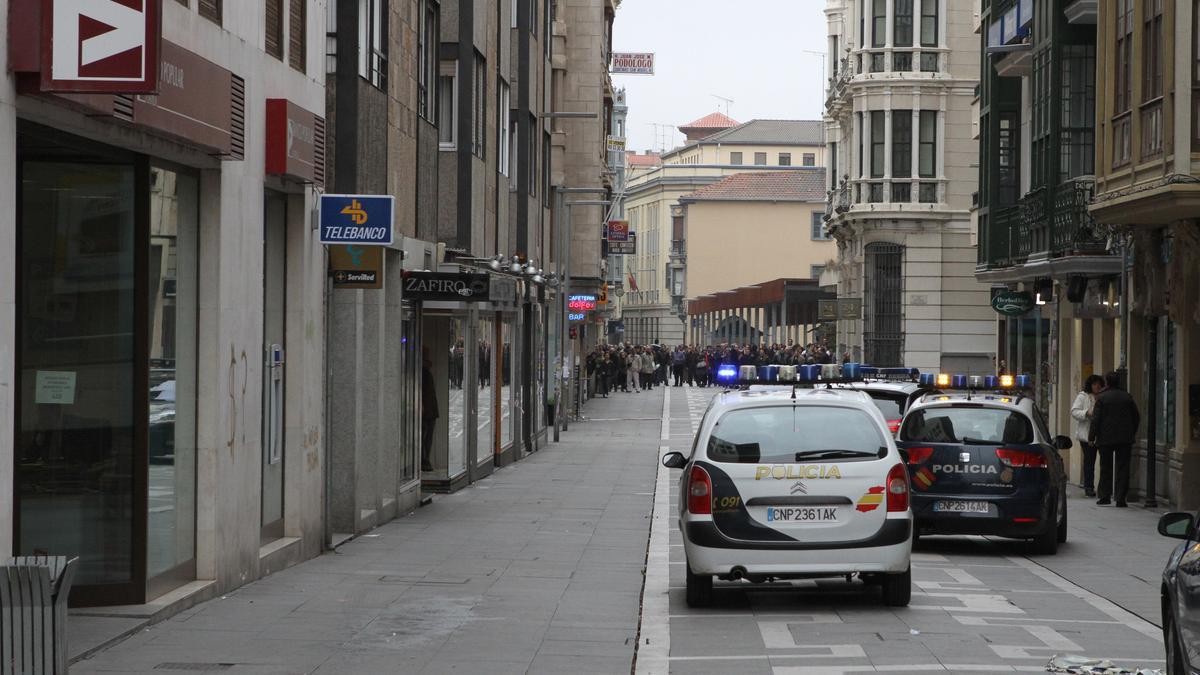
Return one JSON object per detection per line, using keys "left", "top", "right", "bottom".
{"left": 75, "top": 385, "right": 1178, "bottom": 674}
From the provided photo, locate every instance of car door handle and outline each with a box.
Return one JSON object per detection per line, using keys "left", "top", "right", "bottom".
{"left": 745, "top": 496, "right": 854, "bottom": 507}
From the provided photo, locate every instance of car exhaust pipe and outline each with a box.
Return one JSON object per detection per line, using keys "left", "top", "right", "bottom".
{"left": 729, "top": 566, "right": 747, "bottom": 581}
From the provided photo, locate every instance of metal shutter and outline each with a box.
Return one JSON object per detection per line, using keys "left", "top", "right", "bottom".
{"left": 265, "top": 0, "right": 283, "bottom": 59}
{"left": 288, "top": 0, "right": 306, "bottom": 72}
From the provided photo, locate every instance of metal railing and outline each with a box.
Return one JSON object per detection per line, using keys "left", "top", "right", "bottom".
{"left": 1050, "top": 177, "right": 1106, "bottom": 253}
{"left": 981, "top": 177, "right": 1106, "bottom": 269}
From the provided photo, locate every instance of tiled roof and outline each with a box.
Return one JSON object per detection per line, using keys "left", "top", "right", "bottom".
{"left": 626, "top": 152, "right": 662, "bottom": 167}
{"left": 680, "top": 170, "right": 827, "bottom": 202}
{"left": 678, "top": 111, "right": 739, "bottom": 131}
{"left": 700, "top": 119, "right": 825, "bottom": 145}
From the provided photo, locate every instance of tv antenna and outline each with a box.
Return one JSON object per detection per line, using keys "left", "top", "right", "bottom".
{"left": 711, "top": 94, "right": 735, "bottom": 116}
{"left": 646, "top": 122, "right": 674, "bottom": 152}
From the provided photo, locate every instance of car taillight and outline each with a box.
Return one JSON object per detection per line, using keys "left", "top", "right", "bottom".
{"left": 905, "top": 446, "right": 934, "bottom": 464}
{"left": 995, "top": 448, "right": 1048, "bottom": 468}
{"left": 887, "top": 419, "right": 902, "bottom": 434}
{"left": 886, "top": 463, "right": 909, "bottom": 512}
{"left": 687, "top": 465, "right": 713, "bottom": 515}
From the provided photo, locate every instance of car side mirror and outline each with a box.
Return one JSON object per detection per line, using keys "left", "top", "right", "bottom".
{"left": 1158, "top": 512, "right": 1196, "bottom": 540}
{"left": 661, "top": 452, "right": 687, "bottom": 469}
{"left": 1053, "top": 435, "right": 1073, "bottom": 450}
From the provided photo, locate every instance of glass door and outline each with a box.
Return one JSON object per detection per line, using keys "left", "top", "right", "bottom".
{"left": 261, "top": 191, "right": 287, "bottom": 542}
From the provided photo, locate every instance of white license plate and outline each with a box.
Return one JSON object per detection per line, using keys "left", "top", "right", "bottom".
{"left": 765, "top": 506, "right": 839, "bottom": 523}
{"left": 933, "top": 500, "right": 991, "bottom": 514}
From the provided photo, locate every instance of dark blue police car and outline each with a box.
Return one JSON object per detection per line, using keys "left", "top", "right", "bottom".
{"left": 896, "top": 375, "right": 1071, "bottom": 554}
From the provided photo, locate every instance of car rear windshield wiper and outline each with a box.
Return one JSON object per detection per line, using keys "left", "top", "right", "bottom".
{"left": 958, "top": 437, "right": 996, "bottom": 445}
{"left": 794, "top": 449, "right": 881, "bottom": 461}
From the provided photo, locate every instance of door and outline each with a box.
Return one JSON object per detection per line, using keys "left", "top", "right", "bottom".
{"left": 261, "top": 191, "right": 287, "bottom": 542}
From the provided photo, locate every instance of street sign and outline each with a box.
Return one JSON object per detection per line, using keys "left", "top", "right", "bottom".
{"left": 991, "top": 290, "right": 1034, "bottom": 316}
{"left": 819, "top": 298, "right": 863, "bottom": 320}
{"left": 599, "top": 284, "right": 609, "bottom": 305}
{"left": 329, "top": 245, "right": 383, "bottom": 289}
{"left": 614, "top": 288, "right": 625, "bottom": 298}
{"left": 607, "top": 220, "right": 630, "bottom": 242}
{"left": 611, "top": 52, "right": 655, "bottom": 75}
{"left": 608, "top": 232, "right": 636, "bottom": 255}
{"left": 319, "top": 194, "right": 395, "bottom": 246}
{"left": 42, "top": 0, "right": 161, "bottom": 93}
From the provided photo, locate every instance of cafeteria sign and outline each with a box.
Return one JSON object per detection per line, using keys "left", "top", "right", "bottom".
{"left": 991, "top": 290, "right": 1034, "bottom": 316}
{"left": 611, "top": 53, "right": 655, "bottom": 75}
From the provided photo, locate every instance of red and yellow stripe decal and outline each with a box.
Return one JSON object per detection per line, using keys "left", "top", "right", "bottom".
{"left": 913, "top": 467, "right": 936, "bottom": 490}
{"left": 856, "top": 486, "right": 885, "bottom": 512}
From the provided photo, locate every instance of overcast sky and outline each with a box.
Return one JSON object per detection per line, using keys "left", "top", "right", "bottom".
{"left": 611, "top": 0, "right": 829, "bottom": 153}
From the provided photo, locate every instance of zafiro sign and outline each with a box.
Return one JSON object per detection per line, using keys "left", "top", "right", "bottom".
{"left": 401, "top": 272, "right": 490, "bottom": 302}
{"left": 41, "top": 0, "right": 161, "bottom": 93}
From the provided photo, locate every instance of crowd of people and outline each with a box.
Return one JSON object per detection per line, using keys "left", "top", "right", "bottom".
{"left": 584, "top": 341, "right": 846, "bottom": 397}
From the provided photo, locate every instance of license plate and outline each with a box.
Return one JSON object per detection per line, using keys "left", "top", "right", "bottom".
{"left": 766, "top": 506, "right": 839, "bottom": 523}
{"left": 933, "top": 500, "right": 991, "bottom": 514}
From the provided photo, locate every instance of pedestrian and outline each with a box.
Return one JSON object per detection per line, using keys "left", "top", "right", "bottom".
{"left": 1089, "top": 371, "right": 1140, "bottom": 507}
{"left": 1071, "top": 374, "right": 1105, "bottom": 497}
{"left": 672, "top": 346, "right": 687, "bottom": 386}
{"left": 597, "top": 354, "right": 611, "bottom": 398}
{"left": 639, "top": 346, "right": 656, "bottom": 390}
{"left": 694, "top": 350, "right": 709, "bottom": 387}
{"left": 421, "top": 349, "right": 439, "bottom": 472}
{"left": 627, "top": 348, "right": 639, "bottom": 392}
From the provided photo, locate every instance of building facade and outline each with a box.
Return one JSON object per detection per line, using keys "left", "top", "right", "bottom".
{"left": 824, "top": 0, "right": 994, "bottom": 372}
{"left": 622, "top": 119, "right": 826, "bottom": 345}
{"left": 1086, "top": 0, "right": 1198, "bottom": 509}
{"left": 3, "top": 0, "right": 328, "bottom": 606}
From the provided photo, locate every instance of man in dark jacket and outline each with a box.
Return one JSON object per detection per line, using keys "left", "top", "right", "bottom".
{"left": 1089, "top": 371, "right": 1140, "bottom": 507}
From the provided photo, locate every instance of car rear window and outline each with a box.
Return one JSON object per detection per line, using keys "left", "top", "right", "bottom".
{"left": 900, "top": 406, "right": 1033, "bottom": 445}
{"left": 707, "top": 406, "right": 887, "bottom": 463}
{"left": 865, "top": 392, "right": 906, "bottom": 421}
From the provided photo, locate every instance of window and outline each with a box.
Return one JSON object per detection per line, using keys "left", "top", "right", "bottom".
{"left": 1141, "top": 0, "right": 1164, "bottom": 158}
{"left": 1061, "top": 45, "right": 1096, "bottom": 181}
{"left": 418, "top": 0, "right": 438, "bottom": 121}
{"left": 871, "top": 0, "right": 885, "bottom": 48}
{"left": 543, "top": 130, "right": 552, "bottom": 197}
{"left": 531, "top": 0, "right": 539, "bottom": 36}
{"left": 900, "top": 407, "right": 1032, "bottom": 445}
{"left": 512, "top": 0, "right": 518, "bottom": 28}
{"left": 707, "top": 407, "right": 886, "bottom": 464}
{"left": 359, "top": 0, "right": 387, "bottom": 89}
{"left": 754, "top": 152, "right": 767, "bottom": 165}
{"left": 438, "top": 62, "right": 457, "bottom": 150}
{"left": 473, "top": 52, "right": 486, "bottom": 158}
{"left": 892, "top": 110, "right": 912, "bottom": 178}
{"left": 829, "top": 142, "right": 837, "bottom": 182}
{"left": 811, "top": 212, "right": 830, "bottom": 240}
{"left": 810, "top": 264, "right": 826, "bottom": 279}
{"left": 918, "top": 110, "right": 936, "bottom": 177}
{"left": 325, "top": 1, "right": 337, "bottom": 74}
{"left": 779, "top": 153, "right": 792, "bottom": 166}
{"left": 729, "top": 151, "right": 743, "bottom": 165}
{"left": 266, "top": 0, "right": 284, "bottom": 60}
{"left": 528, "top": 114, "right": 538, "bottom": 195}
{"left": 289, "top": 0, "right": 306, "bottom": 72}
{"left": 199, "top": 0, "right": 221, "bottom": 24}
{"left": 919, "top": 0, "right": 937, "bottom": 47}
{"left": 1194, "top": 0, "right": 1200, "bottom": 150}
{"left": 499, "top": 80, "right": 511, "bottom": 176}
{"left": 870, "top": 111, "right": 884, "bottom": 177}
{"left": 509, "top": 118, "right": 519, "bottom": 185}
{"left": 894, "top": 0, "right": 913, "bottom": 47}
{"left": 803, "top": 152, "right": 816, "bottom": 166}
{"left": 1113, "top": 0, "right": 1133, "bottom": 166}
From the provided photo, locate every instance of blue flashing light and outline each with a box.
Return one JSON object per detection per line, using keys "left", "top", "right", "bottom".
{"left": 984, "top": 375, "right": 999, "bottom": 389}
{"left": 843, "top": 362, "right": 862, "bottom": 379}
{"left": 918, "top": 373, "right": 936, "bottom": 387}
{"left": 716, "top": 365, "right": 738, "bottom": 383}
{"left": 1015, "top": 374, "right": 1032, "bottom": 389}
{"left": 799, "top": 364, "right": 820, "bottom": 381}
{"left": 860, "top": 366, "right": 879, "bottom": 376}
{"left": 951, "top": 375, "right": 968, "bottom": 389}
{"left": 762, "top": 365, "right": 779, "bottom": 382}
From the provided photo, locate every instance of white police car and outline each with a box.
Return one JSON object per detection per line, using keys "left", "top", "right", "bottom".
{"left": 662, "top": 364, "right": 913, "bottom": 607}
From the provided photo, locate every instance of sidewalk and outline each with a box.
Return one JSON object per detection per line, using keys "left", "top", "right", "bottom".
{"left": 73, "top": 390, "right": 664, "bottom": 674}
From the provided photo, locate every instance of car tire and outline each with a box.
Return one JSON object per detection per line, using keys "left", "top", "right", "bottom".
{"left": 1056, "top": 491, "right": 1068, "bottom": 544}
{"left": 685, "top": 564, "right": 713, "bottom": 608}
{"left": 881, "top": 567, "right": 911, "bottom": 607}
{"left": 1165, "top": 611, "right": 1186, "bottom": 675}
{"left": 1032, "top": 502, "right": 1059, "bottom": 555}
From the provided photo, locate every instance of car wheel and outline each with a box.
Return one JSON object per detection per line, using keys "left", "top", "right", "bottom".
{"left": 881, "top": 567, "right": 911, "bottom": 607}
{"left": 1165, "top": 611, "right": 1186, "bottom": 675}
{"left": 685, "top": 563, "right": 713, "bottom": 608}
{"left": 1032, "top": 502, "right": 1059, "bottom": 555}
{"left": 1056, "top": 491, "right": 1068, "bottom": 544}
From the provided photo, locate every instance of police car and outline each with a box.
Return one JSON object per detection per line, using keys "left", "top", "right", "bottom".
{"left": 662, "top": 363, "right": 913, "bottom": 607}
{"left": 837, "top": 367, "right": 926, "bottom": 435}
{"left": 896, "top": 374, "right": 1071, "bottom": 554}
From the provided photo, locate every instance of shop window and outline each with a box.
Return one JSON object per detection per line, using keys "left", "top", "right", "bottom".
{"left": 478, "top": 317, "right": 495, "bottom": 461}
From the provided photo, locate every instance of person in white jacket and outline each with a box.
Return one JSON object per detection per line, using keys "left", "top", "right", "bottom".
{"left": 1071, "top": 374, "right": 1105, "bottom": 497}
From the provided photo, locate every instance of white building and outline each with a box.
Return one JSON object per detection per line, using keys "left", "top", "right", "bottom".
{"left": 823, "top": 0, "right": 993, "bottom": 372}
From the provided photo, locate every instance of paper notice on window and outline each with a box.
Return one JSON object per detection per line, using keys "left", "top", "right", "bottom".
{"left": 35, "top": 371, "right": 77, "bottom": 405}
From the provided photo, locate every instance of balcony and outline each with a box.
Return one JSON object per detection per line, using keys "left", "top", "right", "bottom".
{"left": 978, "top": 177, "right": 1115, "bottom": 277}
{"left": 825, "top": 182, "right": 851, "bottom": 222}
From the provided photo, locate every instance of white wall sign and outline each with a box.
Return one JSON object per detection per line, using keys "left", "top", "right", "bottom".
{"left": 35, "top": 371, "right": 77, "bottom": 405}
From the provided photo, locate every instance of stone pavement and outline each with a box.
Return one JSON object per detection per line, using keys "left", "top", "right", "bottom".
{"left": 73, "top": 388, "right": 665, "bottom": 675}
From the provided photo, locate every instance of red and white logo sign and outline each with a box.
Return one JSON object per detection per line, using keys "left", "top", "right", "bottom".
{"left": 42, "top": 0, "right": 160, "bottom": 93}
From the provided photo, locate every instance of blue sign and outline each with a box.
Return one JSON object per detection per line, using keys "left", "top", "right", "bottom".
{"left": 319, "top": 194, "right": 395, "bottom": 245}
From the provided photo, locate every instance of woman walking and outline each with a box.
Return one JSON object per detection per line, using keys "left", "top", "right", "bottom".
{"left": 1071, "top": 374, "right": 1104, "bottom": 497}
